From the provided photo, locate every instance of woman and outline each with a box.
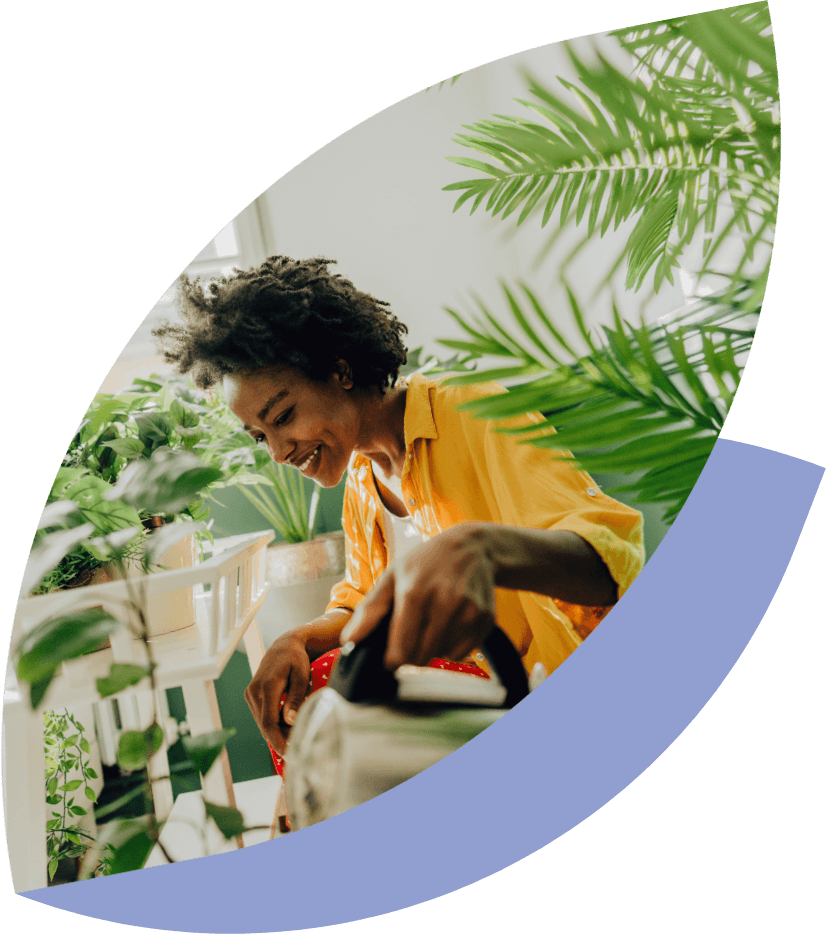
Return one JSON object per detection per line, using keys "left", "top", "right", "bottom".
{"left": 155, "top": 255, "right": 644, "bottom": 769}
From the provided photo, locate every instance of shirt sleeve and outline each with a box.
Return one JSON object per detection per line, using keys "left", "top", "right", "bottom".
{"left": 432, "top": 379, "right": 645, "bottom": 601}
{"left": 481, "top": 406, "right": 645, "bottom": 600}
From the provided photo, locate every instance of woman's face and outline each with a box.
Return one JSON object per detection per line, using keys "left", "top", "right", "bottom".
{"left": 224, "top": 366, "right": 361, "bottom": 488}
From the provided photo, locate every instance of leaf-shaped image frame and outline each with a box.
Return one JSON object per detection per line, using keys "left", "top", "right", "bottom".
{"left": 12, "top": 9, "right": 812, "bottom": 931}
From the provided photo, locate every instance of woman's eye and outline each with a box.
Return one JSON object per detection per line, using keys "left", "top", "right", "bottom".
{"left": 253, "top": 435, "right": 266, "bottom": 445}
{"left": 274, "top": 407, "right": 293, "bottom": 428}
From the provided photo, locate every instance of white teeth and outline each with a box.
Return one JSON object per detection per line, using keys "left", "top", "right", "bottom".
{"left": 297, "top": 447, "right": 319, "bottom": 472}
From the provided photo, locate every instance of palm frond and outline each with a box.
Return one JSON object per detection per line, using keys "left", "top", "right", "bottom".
{"left": 426, "top": 73, "right": 463, "bottom": 92}
{"left": 438, "top": 280, "right": 759, "bottom": 523}
{"left": 443, "top": 2, "right": 778, "bottom": 295}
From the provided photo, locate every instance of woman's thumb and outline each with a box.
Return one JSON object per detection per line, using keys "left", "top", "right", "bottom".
{"left": 282, "top": 668, "right": 309, "bottom": 726}
{"left": 341, "top": 570, "right": 394, "bottom": 645}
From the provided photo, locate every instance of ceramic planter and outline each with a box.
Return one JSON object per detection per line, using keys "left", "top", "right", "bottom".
{"left": 22, "top": 530, "right": 199, "bottom": 644}
{"left": 255, "top": 531, "right": 346, "bottom": 647}
{"left": 99, "top": 531, "right": 199, "bottom": 638}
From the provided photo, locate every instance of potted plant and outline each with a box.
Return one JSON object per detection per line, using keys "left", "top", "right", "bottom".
{"left": 42, "top": 708, "right": 118, "bottom": 884}
{"left": 27, "top": 374, "right": 243, "bottom": 635}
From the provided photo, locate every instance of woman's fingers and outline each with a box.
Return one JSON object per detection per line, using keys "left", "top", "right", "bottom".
{"left": 413, "top": 593, "right": 494, "bottom": 666}
{"left": 251, "top": 673, "right": 290, "bottom": 753}
{"left": 282, "top": 658, "right": 310, "bottom": 729}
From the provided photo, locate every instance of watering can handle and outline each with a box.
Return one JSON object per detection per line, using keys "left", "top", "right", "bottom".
{"left": 330, "top": 613, "right": 529, "bottom": 708}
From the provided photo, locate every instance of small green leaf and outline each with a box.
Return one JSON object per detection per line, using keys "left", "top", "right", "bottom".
{"left": 46, "top": 795, "right": 62, "bottom": 805}
{"left": 59, "top": 780, "right": 83, "bottom": 792}
{"left": 100, "top": 817, "right": 160, "bottom": 875}
{"left": 47, "top": 776, "right": 58, "bottom": 796}
{"left": 86, "top": 766, "right": 98, "bottom": 780}
{"left": 16, "top": 608, "right": 120, "bottom": 710}
{"left": 85, "top": 786, "right": 97, "bottom": 802}
{"left": 182, "top": 727, "right": 236, "bottom": 777}
{"left": 96, "top": 663, "right": 152, "bottom": 699}
{"left": 70, "top": 805, "right": 88, "bottom": 816}
{"left": 48, "top": 858, "right": 58, "bottom": 880}
{"left": 103, "top": 437, "right": 146, "bottom": 458}
{"left": 80, "top": 737, "right": 91, "bottom": 754}
{"left": 204, "top": 801, "right": 246, "bottom": 840}
{"left": 108, "top": 450, "right": 223, "bottom": 515}
{"left": 116, "top": 724, "right": 163, "bottom": 772}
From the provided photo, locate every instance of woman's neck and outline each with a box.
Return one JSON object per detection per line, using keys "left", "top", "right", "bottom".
{"left": 354, "top": 383, "right": 408, "bottom": 478}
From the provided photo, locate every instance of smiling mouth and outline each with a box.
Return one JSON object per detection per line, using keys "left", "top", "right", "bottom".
{"left": 295, "top": 447, "right": 320, "bottom": 473}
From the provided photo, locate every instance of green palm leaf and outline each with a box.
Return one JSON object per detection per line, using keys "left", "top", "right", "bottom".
{"left": 443, "top": 2, "right": 778, "bottom": 297}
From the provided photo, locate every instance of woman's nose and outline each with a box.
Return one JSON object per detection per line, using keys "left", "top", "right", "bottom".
{"left": 268, "top": 437, "right": 293, "bottom": 465}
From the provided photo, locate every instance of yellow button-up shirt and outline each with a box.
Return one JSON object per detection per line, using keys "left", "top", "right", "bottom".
{"left": 327, "top": 373, "right": 644, "bottom": 676}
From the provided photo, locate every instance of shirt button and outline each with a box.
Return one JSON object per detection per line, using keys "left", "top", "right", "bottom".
{"left": 474, "top": 652, "right": 485, "bottom": 662}
{"left": 586, "top": 487, "right": 598, "bottom": 496}
{"left": 408, "top": 498, "right": 415, "bottom": 506}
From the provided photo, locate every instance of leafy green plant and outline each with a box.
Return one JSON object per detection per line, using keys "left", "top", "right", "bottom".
{"left": 235, "top": 457, "right": 321, "bottom": 544}
{"left": 443, "top": 2, "right": 777, "bottom": 301}
{"left": 31, "top": 374, "right": 246, "bottom": 594}
{"left": 16, "top": 450, "right": 267, "bottom": 878}
{"left": 435, "top": 4, "right": 775, "bottom": 527}
{"left": 44, "top": 709, "right": 103, "bottom": 882}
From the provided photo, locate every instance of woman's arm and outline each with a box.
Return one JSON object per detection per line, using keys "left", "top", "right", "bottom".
{"left": 341, "top": 522, "right": 617, "bottom": 670}
{"left": 244, "top": 607, "right": 352, "bottom": 754}
{"left": 297, "top": 607, "right": 355, "bottom": 660}
{"left": 480, "top": 524, "right": 618, "bottom": 605}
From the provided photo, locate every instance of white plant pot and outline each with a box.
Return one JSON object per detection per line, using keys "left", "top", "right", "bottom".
{"left": 255, "top": 532, "right": 346, "bottom": 648}
{"left": 115, "top": 532, "right": 198, "bottom": 638}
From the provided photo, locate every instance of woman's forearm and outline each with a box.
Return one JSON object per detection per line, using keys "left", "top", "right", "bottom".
{"left": 294, "top": 607, "right": 354, "bottom": 660}
{"left": 473, "top": 523, "right": 619, "bottom": 606}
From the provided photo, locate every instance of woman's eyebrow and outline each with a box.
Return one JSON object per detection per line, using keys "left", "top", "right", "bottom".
{"left": 242, "top": 390, "right": 290, "bottom": 430}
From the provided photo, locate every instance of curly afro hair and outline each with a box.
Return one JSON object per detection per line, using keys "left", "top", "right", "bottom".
{"left": 152, "top": 256, "right": 408, "bottom": 391}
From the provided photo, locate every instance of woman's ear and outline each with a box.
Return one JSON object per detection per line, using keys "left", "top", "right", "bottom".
{"left": 334, "top": 360, "right": 354, "bottom": 390}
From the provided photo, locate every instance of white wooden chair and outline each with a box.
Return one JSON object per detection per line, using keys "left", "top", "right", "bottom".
{"left": 3, "top": 531, "right": 273, "bottom": 893}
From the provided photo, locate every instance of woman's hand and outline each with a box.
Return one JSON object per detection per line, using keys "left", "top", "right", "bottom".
{"left": 340, "top": 522, "right": 619, "bottom": 669}
{"left": 341, "top": 523, "right": 497, "bottom": 670}
{"left": 244, "top": 630, "right": 312, "bottom": 755}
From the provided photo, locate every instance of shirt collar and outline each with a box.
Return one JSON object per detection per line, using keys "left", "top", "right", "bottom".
{"left": 348, "top": 373, "right": 438, "bottom": 474}
{"left": 403, "top": 372, "right": 439, "bottom": 445}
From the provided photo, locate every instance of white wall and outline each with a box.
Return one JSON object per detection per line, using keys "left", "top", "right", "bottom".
{"left": 255, "top": 36, "right": 687, "bottom": 362}
{"left": 97, "top": 31, "right": 758, "bottom": 387}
